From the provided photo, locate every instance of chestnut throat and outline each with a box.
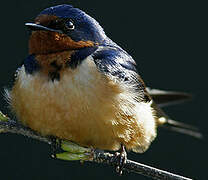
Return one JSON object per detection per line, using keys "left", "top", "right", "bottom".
{"left": 28, "top": 31, "right": 95, "bottom": 81}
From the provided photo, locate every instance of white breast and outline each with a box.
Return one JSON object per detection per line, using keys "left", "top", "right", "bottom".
{"left": 9, "top": 55, "right": 157, "bottom": 152}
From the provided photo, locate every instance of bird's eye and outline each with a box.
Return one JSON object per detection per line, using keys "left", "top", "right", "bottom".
{"left": 65, "top": 20, "right": 75, "bottom": 30}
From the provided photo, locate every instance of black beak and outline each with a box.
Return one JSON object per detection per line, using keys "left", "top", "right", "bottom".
{"left": 25, "top": 23, "right": 62, "bottom": 33}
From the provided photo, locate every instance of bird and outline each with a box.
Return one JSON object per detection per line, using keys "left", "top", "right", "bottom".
{"left": 6, "top": 4, "right": 201, "bottom": 173}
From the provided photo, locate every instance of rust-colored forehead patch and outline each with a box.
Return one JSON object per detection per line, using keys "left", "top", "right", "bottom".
{"left": 35, "top": 14, "right": 58, "bottom": 27}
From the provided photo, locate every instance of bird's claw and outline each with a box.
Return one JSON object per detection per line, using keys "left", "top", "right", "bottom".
{"left": 115, "top": 145, "right": 127, "bottom": 175}
{"left": 50, "top": 136, "right": 61, "bottom": 158}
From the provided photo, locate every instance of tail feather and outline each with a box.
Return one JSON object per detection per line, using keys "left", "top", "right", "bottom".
{"left": 146, "top": 88, "right": 192, "bottom": 107}
{"left": 150, "top": 99, "right": 202, "bottom": 139}
{"left": 158, "top": 117, "right": 203, "bottom": 139}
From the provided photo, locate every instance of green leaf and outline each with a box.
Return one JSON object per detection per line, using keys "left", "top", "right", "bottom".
{"left": 0, "top": 111, "right": 9, "bottom": 122}
{"left": 56, "top": 152, "right": 91, "bottom": 161}
{"left": 61, "top": 141, "right": 91, "bottom": 153}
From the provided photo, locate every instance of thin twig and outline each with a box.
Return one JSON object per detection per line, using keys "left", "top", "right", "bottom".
{"left": 0, "top": 120, "right": 51, "bottom": 144}
{"left": 92, "top": 151, "right": 192, "bottom": 180}
{"left": 0, "top": 115, "right": 192, "bottom": 180}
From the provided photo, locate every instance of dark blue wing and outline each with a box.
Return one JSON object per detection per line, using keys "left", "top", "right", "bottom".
{"left": 92, "top": 46, "right": 151, "bottom": 102}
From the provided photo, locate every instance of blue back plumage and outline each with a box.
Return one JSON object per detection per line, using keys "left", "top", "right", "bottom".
{"left": 92, "top": 46, "right": 149, "bottom": 101}
{"left": 93, "top": 47, "right": 139, "bottom": 84}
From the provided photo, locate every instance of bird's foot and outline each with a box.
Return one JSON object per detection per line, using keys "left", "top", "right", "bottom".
{"left": 55, "top": 141, "right": 93, "bottom": 161}
{"left": 115, "top": 145, "right": 127, "bottom": 175}
{"left": 50, "top": 136, "right": 61, "bottom": 158}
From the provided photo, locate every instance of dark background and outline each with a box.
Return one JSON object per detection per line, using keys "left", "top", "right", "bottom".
{"left": 0, "top": 1, "right": 207, "bottom": 180}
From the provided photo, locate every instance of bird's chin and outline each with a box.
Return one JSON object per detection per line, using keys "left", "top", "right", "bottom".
{"left": 29, "top": 31, "right": 95, "bottom": 55}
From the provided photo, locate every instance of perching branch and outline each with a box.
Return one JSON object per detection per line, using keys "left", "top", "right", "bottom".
{"left": 0, "top": 115, "right": 51, "bottom": 144}
{"left": 0, "top": 111, "right": 192, "bottom": 180}
{"left": 92, "top": 151, "right": 192, "bottom": 180}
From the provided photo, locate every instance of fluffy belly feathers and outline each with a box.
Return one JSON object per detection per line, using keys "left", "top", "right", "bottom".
{"left": 10, "top": 57, "right": 156, "bottom": 152}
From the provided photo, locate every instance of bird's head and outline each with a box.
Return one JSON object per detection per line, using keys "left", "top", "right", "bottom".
{"left": 26, "top": 4, "right": 106, "bottom": 55}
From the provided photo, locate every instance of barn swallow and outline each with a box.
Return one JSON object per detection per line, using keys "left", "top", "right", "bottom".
{"left": 6, "top": 4, "right": 201, "bottom": 173}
